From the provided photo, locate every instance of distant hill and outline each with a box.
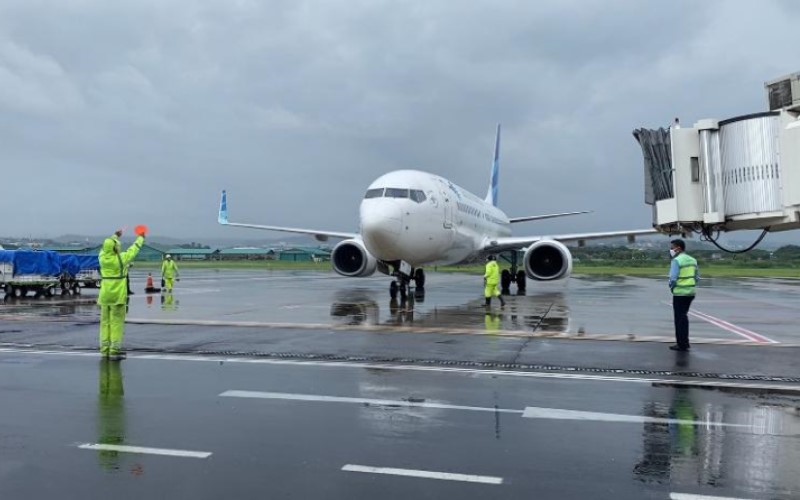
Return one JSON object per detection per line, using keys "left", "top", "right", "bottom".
{"left": 45, "top": 234, "right": 319, "bottom": 249}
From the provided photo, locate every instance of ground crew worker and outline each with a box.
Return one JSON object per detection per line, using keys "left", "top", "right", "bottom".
{"left": 98, "top": 228, "right": 145, "bottom": 360}
{"left": 669, "top": 239, "right": 698, "bottom": 351}
{"left": 483, "top": 255, "right": 505, "bottom": 308}
{"left": 161, "top": 254, "right": 179, "bottom": 292}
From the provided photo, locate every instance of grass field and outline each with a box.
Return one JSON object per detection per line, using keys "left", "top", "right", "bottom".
{"left": 131, "top": 259, "right": 800, "bottom": 278}
{"left": 439, "top": 264, "right": 799, "bottom": 278}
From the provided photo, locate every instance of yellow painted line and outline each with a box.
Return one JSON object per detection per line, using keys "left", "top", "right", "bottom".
{"left": 0, "top": 314, "right": 797, "bottom": 346}
{"left": 122, "top": 317, "right": 799, "bottom": 346}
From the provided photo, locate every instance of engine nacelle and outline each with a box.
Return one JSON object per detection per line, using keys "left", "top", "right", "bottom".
{"left": 331, "top": 239, "right": 378, "bottom": 277}
{"left": 524, "top": 239, "right": 573, "bottom": 281}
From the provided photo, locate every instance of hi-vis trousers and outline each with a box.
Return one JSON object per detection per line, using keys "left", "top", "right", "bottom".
{"left": 99, "top": 305, "right": 126, "bottom": 355}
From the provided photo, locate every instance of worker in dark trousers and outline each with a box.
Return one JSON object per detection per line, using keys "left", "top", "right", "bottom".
{"left": 669, "top": 239, "right": 698, "bottom": 351}
{"left": 483, "top": 255, "right": 505, "bottom": 308}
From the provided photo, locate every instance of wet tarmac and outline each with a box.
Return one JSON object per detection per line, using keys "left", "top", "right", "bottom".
{"left": 2, "top": 269, "right": 799, "bottom": 344}
{"left": 1, "top": 350, "right": 799, "bottom": 499}
{"left": 2, "top": 270, "right": 800, "bottom": 498}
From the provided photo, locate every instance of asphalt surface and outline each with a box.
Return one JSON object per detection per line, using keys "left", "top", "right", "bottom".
{"left": 1, "top": 350, "right": 799, "bottom": 499}
{"left": 1, "top": 270, "right": 799, "bottom": 498}
{"left": 1, "top": 270, "right": 799, "bottom": 382}
{"left": 3, "top": 270, "right": 799, "bottom": 344}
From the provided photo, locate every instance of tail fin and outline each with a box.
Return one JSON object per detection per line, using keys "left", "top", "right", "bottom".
{"left": 485, "top": 124, "right": 500, "bottom": 207}
{"left": 218, "top": 190, "right": 229, "bottom": 225}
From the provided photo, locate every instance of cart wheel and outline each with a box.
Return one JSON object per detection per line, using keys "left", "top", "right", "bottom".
{"left": 73, "top": 284, "right": 81, "bottom": 295}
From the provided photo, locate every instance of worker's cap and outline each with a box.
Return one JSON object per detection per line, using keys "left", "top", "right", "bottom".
{"left": 166, "top": 254, "right": 172, "bottom": 258}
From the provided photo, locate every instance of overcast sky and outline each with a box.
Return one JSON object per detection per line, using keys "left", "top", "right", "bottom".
{"left": 1, "top": 0, "right": 798, "bottom": 243}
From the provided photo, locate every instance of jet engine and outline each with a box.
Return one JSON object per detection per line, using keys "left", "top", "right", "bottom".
{"left": 331, "top": 239, "right": 378, "bottom": 277}
{"left": 523, "top": 240, "right": 573, "bottom": 281}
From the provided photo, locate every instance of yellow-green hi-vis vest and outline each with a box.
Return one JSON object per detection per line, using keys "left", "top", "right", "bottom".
{"left": 673, "top": 253, "right": 697, "bottom": 296}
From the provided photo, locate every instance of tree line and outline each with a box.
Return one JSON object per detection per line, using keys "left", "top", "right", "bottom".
{"left": 569, "top": 244, "right": 800, "bottom": 266}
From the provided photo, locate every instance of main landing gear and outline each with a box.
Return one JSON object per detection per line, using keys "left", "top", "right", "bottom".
{"left": 499, "top": 252, "right": 526, "bottom": 295}
{"left": 389, "top": 263, "right": 425, "bottom": 303}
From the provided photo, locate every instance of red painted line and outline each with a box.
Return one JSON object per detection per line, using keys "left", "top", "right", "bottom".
{"left": 689, "top": 311, "right": 760, "bottom": 342}
{"left": 661, "top": 300, "right": 778, "bottom": 344}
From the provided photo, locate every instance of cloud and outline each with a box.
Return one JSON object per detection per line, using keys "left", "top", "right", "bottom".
{"left": 0, "top": 0, "right": 797, "bottom": 244}
{"left": 0, "top": 41, "right": 84, "bottom": 114}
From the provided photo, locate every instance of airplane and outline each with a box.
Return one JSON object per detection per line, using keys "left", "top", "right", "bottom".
{"left": 218, "top": 125, "right": 657, "bottom": 300}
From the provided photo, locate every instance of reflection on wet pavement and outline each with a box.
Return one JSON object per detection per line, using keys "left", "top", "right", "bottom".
{"left": 160, "top": 293, "right": 179, "bottom": 312}
{"left": 1, "top": 295, "right": 99, "bottom": 319}
{"left": 330, "top": 290, "right": 570, "bottom": 332}
{"left": 1, "top": 269, "right": 799, "bottom": 342}
{"left": 634, "top": 388, "right": 800, "bottom": 496}
{"left": 97, "top": 359, "right": 126, "bottom": 472}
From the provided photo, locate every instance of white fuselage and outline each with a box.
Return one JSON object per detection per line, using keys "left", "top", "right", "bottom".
{"left": 359, "top": 170, "right": 511, "bottom": 266}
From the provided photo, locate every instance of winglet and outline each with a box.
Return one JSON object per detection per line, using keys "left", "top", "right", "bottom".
{"left": 218, "top": 190, "right": 229, "bottom": 225}
{"left": 485, "top": 124, "right": 500, "bottom": 207}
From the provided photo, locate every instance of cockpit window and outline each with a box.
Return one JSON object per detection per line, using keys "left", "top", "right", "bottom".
{"left": 385, "top": 188, "right": 410, "bottom": 198}
{"left": 364, "top": 188, "right": 384, "bottom": 199}
{"left": 410, "top": 190, "right": 427, "bottom": 203}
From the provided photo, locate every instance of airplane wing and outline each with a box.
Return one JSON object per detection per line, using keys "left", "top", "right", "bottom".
{"left": 218, "top": 190, "right": 357, "bottom": 242}
{"left": 509, "top": 211, "right": 591, "bottom": 223}
{"left": 482, "top": 228, "right": 660, "bottom": 253}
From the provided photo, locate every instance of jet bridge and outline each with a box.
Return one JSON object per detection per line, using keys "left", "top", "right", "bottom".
{"left": 634, "top": 72, "right": 800, "bottom": 249}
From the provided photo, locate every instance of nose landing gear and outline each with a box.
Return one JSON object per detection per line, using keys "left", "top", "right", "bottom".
{"left": 389, "top": 263, "right": 425, "bottom": 302}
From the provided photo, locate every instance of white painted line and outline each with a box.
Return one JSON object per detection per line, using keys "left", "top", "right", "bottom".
{"left": 220, "top": 390, "right": 522, "bottom": 414}
{"left": 522, "top": 407, "right": 746, "bottom": 427}
{"left": 670, "top": 493, "right": 755, "bottom": 500}
{"left": 77, "top": 443, "right": 212, "bottom": 459}
{"left": 342, "top": 464, "right": 503, "bottom": 485}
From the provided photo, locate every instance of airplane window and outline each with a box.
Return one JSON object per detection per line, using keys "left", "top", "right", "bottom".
{"left": 364, "top": 188, "right": 384, "bottom": 199}
{"left": 385, "top": 188, "right": 410, "bottom": 198}
{"left": 411, "top": 190, "right": 427, "bottom": 203}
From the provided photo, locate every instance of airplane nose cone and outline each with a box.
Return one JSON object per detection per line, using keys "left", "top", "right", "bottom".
{"left": 361, "top": 203, "right": 402, "bottom": 258}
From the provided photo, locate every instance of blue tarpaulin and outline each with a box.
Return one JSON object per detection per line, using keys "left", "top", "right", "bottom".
{"left": 59, "top": 255, "right": 81, "bottom": 277}
{"left": 11, "top": 251, "right": 62, "bottom": 277}
{"left": 59, "top": 254, "right": 99, "bottom": 276}
{"left": 0, "top": 250, "right": 14, "bottom": 264}
{"left": 74, "top": 255, "right": 100, "bottom": 271}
